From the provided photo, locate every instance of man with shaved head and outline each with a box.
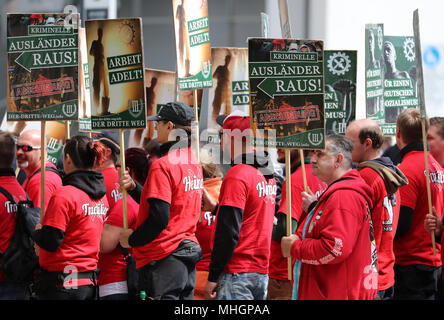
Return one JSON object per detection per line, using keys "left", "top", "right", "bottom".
{"left": 346, "top": 119, "right": 408, "bottom": 299}
{"left": 16, "top": 129, "right": 62, "bottom": 209}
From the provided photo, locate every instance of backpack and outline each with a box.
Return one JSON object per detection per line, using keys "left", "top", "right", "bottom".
{"left": 0, "top": 186, "right": 40, "bottom": 282}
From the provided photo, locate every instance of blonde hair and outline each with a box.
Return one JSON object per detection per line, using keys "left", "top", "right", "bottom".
{"left": 396, "top": 108, "right": 427, "bottom": 144}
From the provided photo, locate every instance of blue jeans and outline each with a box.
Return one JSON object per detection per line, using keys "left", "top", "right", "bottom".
{"left": 216, "top": 273, "right": 268, "bottom": 300}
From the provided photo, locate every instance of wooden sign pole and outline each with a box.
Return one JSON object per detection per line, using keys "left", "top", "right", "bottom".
{"left": 422, "top": 118, "right": 436, "bottom": 255}
{"left": 40, "top": 121, "right": 47, "bottom": 221}
{"left": 193, "top": 89, "right": 200, "bottom": 163}
{"left": 414, "top": 9, "right": 436, "bottom": 255}
{"left": 299, "top": 149, "right": 308, "bottom": 192}
{"left": 119, "top": 129, "right": 128, "bottom": 230}
{"left": 285, "top": 149, "right": 292, "bottom": 280}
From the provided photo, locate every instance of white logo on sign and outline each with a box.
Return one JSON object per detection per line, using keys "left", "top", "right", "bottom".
{"left": 128, "top": 99, "right": 144, "bottom": 118}
{"left": 308, "top": 132, "right": 323, "bottom": 146}
{"left": 403, "top": 38, "right": 415, "bottom": 62}
{"left": 201, "top": 60, "right": 212, "bottom": 79}
{"left": 62, "top": 102, "right": 77, "bottom": 118}
{"left": 327, "top": 52, "right": 351, "bottom": 76}
{"left": 47, "top": 137, "right": 63, "bottom": 154}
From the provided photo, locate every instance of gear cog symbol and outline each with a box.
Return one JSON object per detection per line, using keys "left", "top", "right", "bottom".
{"left": 327, "top": 52, "right": 351, "bottom": 76}
{"left": 403, "top": 38, "right": 415, "bottom": 62}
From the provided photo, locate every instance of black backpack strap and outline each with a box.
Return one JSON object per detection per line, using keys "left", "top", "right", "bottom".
{"left": 0, "top": 186, "right": 15, "bottom": 204}
{"left": 24, "top": 166, "right": 62, "bottom": 190}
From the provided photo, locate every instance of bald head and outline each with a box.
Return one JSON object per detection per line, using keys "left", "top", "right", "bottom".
{"left": 19, "top": 130, "right": 41, "bottom": 146}
{"left": 346, "top": 119, "right": 383, "bottom": 163}
{"left": 16, "top": 129, "right": 42, "bottom": 174}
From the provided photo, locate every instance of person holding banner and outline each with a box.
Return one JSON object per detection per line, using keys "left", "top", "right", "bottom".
{"left": 202, "top": 111, "right": 276, "bottom": 300}
{"left": 119, "top": 102, "right": 203, "bottom": 300}
{"left": 0, "top": 131, "right": 30, "bottom": 300}
{"left": 346, "top": 119, "right": 408, "bottom": 300}
{"left": 281, "top": 134, "right": 378, "bottom": 300}
{"left": 393, "top": 108, "right": 444, "bottom": 300}
{"left": 32, "top": 135, "right": 109, "bottom": 300}
{"left": 16, "top": 129, "right": 62, "bottom": 209}
{"left": 268, "top": 150, "right": 327, "bottom": 300}
{"left": 91, "top": 131, "right": 140, "bottom": 300}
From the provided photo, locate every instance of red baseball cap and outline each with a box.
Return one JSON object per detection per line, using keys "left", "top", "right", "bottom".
{"left": 222, "top": 110, "right": 250, "bottom": 139}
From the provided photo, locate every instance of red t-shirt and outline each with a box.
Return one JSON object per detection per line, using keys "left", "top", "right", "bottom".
{"left": 98, "top": 196, "right": 139, "bottom": 286}
{"left": 39, "top": 185, "right": 109, "bottom": 275}
{"left": 23, "top": 162, "right": 62, "bottom": 209}
{"left": 133, "top": 147, "right": 203, "bottom": 269}
{"left": 359, "top": 166, "right": 400, "bottom": 291}
{"left": 214, "top": 163, "right": 276, "bottom": 275}
{"left": 269, "top": 164, "right": 327, "bottom": 281}
{"left": 195, "top": 177, "right": 222, "bottom": 272}
{"left": 102, "top": 167, "right": 121, "bottom": 210}
{"left": 394, "top": 151, "right": 444, "bottom": 267}
{"left": 0, "top": 174, "right": 28, "bottom": 282}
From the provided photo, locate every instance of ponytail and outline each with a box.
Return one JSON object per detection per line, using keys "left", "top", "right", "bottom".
{"left": 65, "top": 135, "right": 107, "bottom": 170}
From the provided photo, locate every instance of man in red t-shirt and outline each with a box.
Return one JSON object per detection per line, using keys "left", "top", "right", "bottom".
{"left": 202, "top": 111, "right": 277, "bottom": 300}
{"left": 346, "top": 119, "right": 408, "bottom": 299}
{"left": 120, "top": 102, "right": 203, "bottom": 300}
{"left": 16, "top": 129, "right": 62, "bottom": 209}
{"left": 0, "top": 131, "right": 29, "bottom": 299}
{"left": 394, "top": 108, "right": 444, "bottom": 300}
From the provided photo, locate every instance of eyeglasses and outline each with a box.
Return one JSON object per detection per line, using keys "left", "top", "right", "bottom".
{"left": 16, "top": 144, "right": 41, "bottom": 152}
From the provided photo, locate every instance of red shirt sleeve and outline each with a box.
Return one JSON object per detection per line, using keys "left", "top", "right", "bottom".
{"left": 143, "top": 165, "right": 172, "bottom": 204}
{"left": 41, "top": 191, "right": 71, "bottom": 232}
{"left": 398, "top": 164, "right": 419, "bottom": 210}
{"left": 218, "top": 173, "right": 248, "bottom": 210}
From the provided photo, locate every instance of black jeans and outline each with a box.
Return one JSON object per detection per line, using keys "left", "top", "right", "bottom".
{"left": 394, "top": 264, "right": 442, "bottom": 300}
{"left": 138, "top": 240, "right": 202, "bottom": 300}
{"left": 36, "top": 269, "right": 99, "bottom": 300}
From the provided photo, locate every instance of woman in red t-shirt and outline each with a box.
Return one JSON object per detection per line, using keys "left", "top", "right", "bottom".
{"left": 32, "top": 135, "right": 109, "bottom": 300}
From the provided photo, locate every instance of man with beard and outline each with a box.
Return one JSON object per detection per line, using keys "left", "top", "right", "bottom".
{"left": 16, "top": 129, "right": 62, "bottom": 209}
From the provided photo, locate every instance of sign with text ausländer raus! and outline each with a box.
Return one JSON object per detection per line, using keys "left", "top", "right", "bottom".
{"left": 6, "top": 13, "right": 80, "bottom": 121}
{"left": 248, "top": 38, "right": 325, "bottom": 149}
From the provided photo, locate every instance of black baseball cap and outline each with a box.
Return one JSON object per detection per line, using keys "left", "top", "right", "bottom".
{"left": 146, "top": 102, "right": 195, "bottom": 126}
{"left": 91, "top": 130, "right": 120, "bottom": 154}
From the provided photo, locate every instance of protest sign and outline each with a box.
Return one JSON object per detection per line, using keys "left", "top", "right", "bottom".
{"left": 248, "top": 38, "right": 325, "bottom": 150}
{"left": 382, "top": 35, "right": 418, "bottom": 135}
{"left": 365, "top": 23, "right": 385, "bottom": 125}
{"left": 172, "top": 0, "right": 212, "bottom": 90}
{"left": 6, "top": 13, "right": 80, "bottom": 122}
{"left": 324, "top": 50, "right": 357, "bottom": 135}
{"left": 128, "top": 68, "right": 176, "bottom": 148}
{"left": 85, "top": 18, "right": 146, "bottom": 130}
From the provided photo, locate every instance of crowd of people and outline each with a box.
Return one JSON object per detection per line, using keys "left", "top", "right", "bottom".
{"left": 0, "top": 102, "right": 444, "bottom": 301}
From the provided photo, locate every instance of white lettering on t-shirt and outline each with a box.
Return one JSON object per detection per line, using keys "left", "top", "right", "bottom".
{"left": 256, "top": 181, "right": 277, "bottom": 198}
{"left": 183, "top": 175, "right": 204, "bottom": 193}
{"left": 82, "top": 202, "right": 109, "bottom": 217}
{"left": 110, "top": 186, "right": 123, "bottom": 203}
{"left": 4, "top": 201, "right": 18, "bottom": 214}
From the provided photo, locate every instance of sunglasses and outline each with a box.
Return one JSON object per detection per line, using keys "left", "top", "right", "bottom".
{"left": 16, "top": 144, "right": 41, "bottom": 152}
